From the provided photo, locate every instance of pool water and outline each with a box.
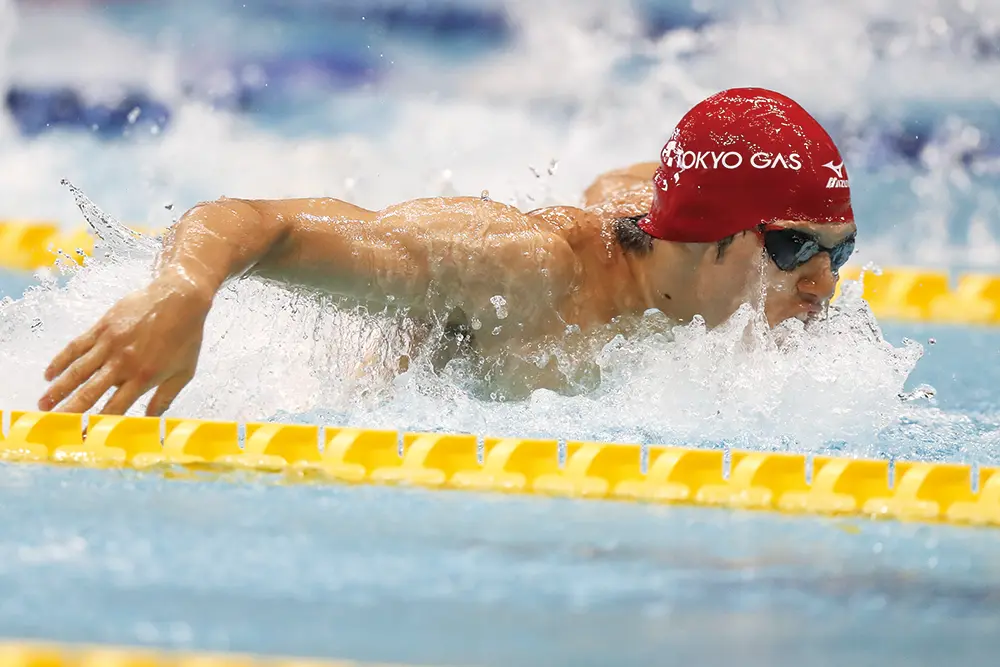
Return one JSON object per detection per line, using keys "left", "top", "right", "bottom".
{"left": 3, "top": 270, "right": 1000, "bottom": 666}
{"left": 1, "top": 464, "right": 999, "bottom": 667}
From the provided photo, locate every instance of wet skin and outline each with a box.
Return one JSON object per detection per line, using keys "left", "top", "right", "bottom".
{"left": 37, "top": 162, "right": 856, "bottom": 416}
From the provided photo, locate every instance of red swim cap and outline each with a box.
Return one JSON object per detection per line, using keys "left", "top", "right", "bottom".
{"left": 638, "top": 87, "right": 854, "bottom": 243}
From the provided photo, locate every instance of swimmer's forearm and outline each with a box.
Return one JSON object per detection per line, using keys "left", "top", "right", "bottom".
{"left": 154, "top": 198, "right": 286, "bottom": 299}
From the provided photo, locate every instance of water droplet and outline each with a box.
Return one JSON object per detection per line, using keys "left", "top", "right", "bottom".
{"left": 863, "top": 261, "right": 883, "bottom": 276}
{"left": 928, "top": 338, "right": 936, "bottom": 345}
{"left": 873, "top": 542, "right": 883, "bottom": 554}
{"left": 898, "top": 384, "right": 936, "bottom": 402}
{"left": 127, "top": 107, "right": 142, "bottom": 124}
{"left": 548, "top": 159, "right": 559, "bottom": 175}
{"left": 490, "top": 295, "right": 508, "bottom": 319}
{"left": 492, "top": 326, "right": 502, "bottom": 336}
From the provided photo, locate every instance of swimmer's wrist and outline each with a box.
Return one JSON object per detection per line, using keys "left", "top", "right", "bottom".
{"left": 152, "top": 267, "right": 219, "bottom": 308}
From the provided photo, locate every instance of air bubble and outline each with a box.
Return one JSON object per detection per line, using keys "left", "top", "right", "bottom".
{"left": 490, "top": 295, "right": 508, "bottom": 319}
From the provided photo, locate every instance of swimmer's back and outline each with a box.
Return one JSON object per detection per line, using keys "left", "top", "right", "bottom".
{"left": 375, "top": 195, "right": 641, "bottom": 337}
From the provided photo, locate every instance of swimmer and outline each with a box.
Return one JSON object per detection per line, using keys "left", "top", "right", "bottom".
{"left": 37, "top": 87, "right": 857, "bottom": 416}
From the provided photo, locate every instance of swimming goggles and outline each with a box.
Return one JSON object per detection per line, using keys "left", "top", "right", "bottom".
{"left": 755, "top": 224, "right": 856, "bottom": 273}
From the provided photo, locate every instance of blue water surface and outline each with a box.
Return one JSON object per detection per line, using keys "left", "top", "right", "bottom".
{"left": 0, "top": 465, "right": 999, "bottom": 667}
{"left": 2, "top": 270, "right": 1000, "bottom": 666}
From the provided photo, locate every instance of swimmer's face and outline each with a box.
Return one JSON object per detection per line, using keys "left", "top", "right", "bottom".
{"left": 694, "top": 220, "right": 857, "bottom": 328}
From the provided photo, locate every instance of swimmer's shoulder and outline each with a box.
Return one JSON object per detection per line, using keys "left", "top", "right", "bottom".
{"left": 380, "top": 195, "right": 600, "bottom": 265}
{"left": 583, "top": 161, "right": 659, "bottom": 207}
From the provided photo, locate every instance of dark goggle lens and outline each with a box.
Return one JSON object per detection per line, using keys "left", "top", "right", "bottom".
{"left": 828, "top": 235, "right": 855, "bottom": 271}
{"left": 763, "top": 228, "right": 855, "bottom": 272}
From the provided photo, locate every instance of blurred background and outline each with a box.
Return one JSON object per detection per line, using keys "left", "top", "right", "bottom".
{"left": 1, "top": 0, "right": 998, "bottom": 272}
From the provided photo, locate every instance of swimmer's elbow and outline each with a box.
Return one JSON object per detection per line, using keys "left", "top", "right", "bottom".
{"left": 184, "top": 197, "right": 293, "bottom": 244}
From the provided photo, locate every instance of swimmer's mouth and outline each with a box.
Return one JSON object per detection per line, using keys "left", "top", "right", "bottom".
{"left": 798, "top": 297, "right": 823, "bottom": 314}
{"left": 794, "top": 299, "right": 825, "bottom": 322}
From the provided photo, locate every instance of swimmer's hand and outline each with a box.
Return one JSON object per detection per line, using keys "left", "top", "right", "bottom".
{"left": 38, "top": 274, "right": 212, "bottom": 416}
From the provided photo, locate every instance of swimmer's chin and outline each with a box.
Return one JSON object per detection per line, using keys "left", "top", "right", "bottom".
{"left": 781, "top": 300, "right": 826, "bottom": 325}
{"left": 767, "top": 309, "right": 819, "bottom": 328}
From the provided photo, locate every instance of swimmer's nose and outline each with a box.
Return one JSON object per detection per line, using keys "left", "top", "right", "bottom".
{"left": 797, "top": 252, "right": 837, "bottom": 303}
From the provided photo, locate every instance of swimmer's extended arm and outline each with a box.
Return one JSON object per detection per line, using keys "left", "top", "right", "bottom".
{"left": 157, "top": 196, "right": 577, "bottom": 316}
{"left": 39, "top": 195, "right": 579, "bottom": 416}
{"left": 152, "top": 196, "right": 382, "bottom": 306}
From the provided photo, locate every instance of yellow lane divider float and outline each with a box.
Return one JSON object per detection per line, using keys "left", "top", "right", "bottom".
{"left": 0, "top": 640, "right": 419, "bottom": 666}
{"left": 2, "top": 220, "right": 1000, "bottom": 325}
{"left": 0, "top": 221, "right": 95, "bottom": 270}
{"left": 835, "top": 266, "right": 1000, "bottom": 325}
{"left": 1, "top": 410, "right": 998, "bottom": 528}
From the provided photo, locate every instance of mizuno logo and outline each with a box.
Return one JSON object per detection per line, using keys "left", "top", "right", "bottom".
{"left": 822, "top": 160, "right": 845, "bottom": 179}
{"left": 822, "top": 160, "right": 848, "bottom": 188}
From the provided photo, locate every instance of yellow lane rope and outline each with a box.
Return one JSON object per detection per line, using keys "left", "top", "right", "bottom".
{"left": 1, "top": 410, "right": 997, "bottom": 528}
{"left": 0, "top": 639, "right": 422, "bottom": 666}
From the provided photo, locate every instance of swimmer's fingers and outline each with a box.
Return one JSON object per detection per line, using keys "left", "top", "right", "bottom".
{"left": 56, "top": 365, "right": 117, "bottom": 415}
{"left": 37, "top": 342, "right": 108, "bottom": 411}
{"left": 100, "top": 379, "right": 150, "bottom": 416}
{"left": 44, "top": 327, "right": 99, "bottom": 382}
{"left": 145, "top": 373, "right": 193, "bottom": 417}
